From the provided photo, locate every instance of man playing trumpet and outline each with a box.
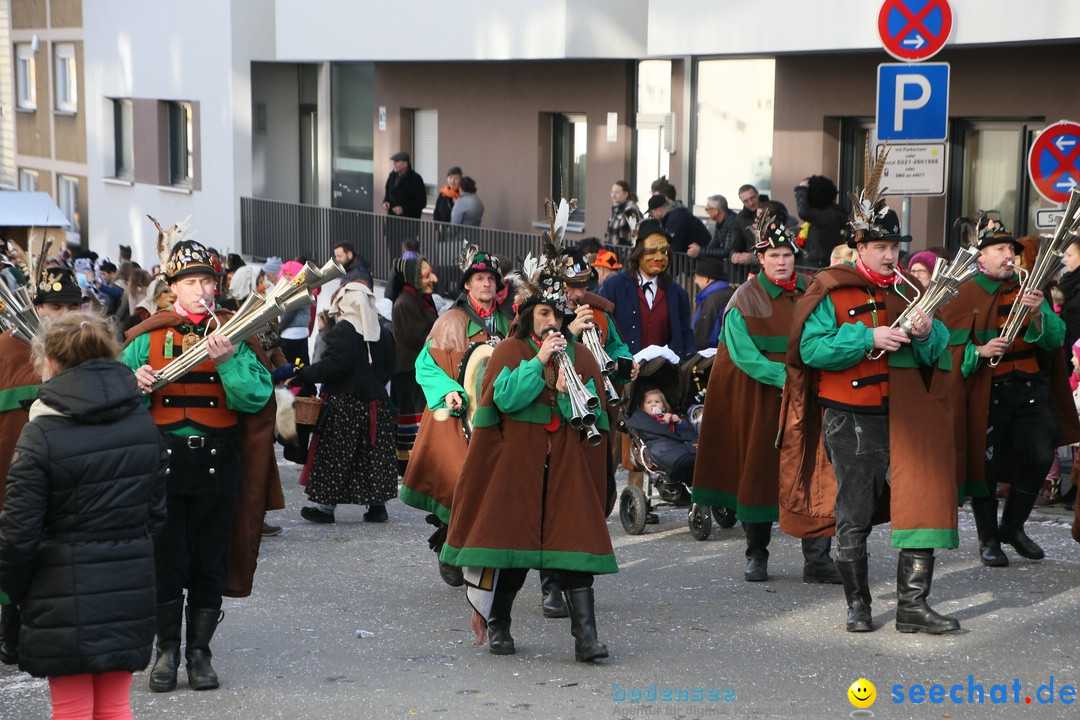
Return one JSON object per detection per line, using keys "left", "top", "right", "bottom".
{"left": 941, "top": 216, "right": 1080, "bottom": 567}
{"left": 122, "top": 238, "right": 272, "bottom": 693}
{"left": 781, "top": 202, "right": 961, "bottom": 635}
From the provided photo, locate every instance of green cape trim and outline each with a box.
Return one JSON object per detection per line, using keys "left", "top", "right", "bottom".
{"left": 0, "top": 384, "right": 38, "bottom": 413}
{"left": 890, "top": 528, "right": 959, "bottom": 550}
{"left": 439, "top": 544, "right": 618, "bottom": 575}
{"left": 398, "top": 485, "right": 451, "bottom": 524}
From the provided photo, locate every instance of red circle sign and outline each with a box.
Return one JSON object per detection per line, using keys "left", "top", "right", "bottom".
{"left": 878, "top": 0, "right": 953, "bottom": 62}
{"left": 1028, "top": 120, "right": 1080, "bottom": 205}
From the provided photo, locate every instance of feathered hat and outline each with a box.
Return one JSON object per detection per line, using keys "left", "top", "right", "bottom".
{"left": 846, "top": 142, "right": 894, "bottom": 248}
{"left": 753, "top": 205, "right": 801, "bottom": 255}
{"left": 457, "top": 240, "right": 503, "bottom": 292}
{"left": 149, "top": 215, "right": 216, "bottom": 282}
{"left": 957, "top": 211, "right": 1023, "bottom": 254}
{"left": 508, "top": 198, "right": 576, "bottom": 313}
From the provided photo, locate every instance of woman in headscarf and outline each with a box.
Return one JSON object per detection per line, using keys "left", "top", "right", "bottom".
{"left": 293, "top": 282, "right": 398, "bottom": 524}
{"left": 390, "top": 257, "right": 439, "bottom": 475}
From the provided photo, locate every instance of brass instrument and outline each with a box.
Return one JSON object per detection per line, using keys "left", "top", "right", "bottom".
{"left": 148, "top": 258, "right": 345, "bottom": 392}
{"left": 867, "top": 246, "right": 981, "bottom": 360}
{"left": 0, "top": 282, "right": 41, "bottom": 344}
{"left": 990, "top": 188, "right": 1080, "bottom": 367}
{"left": 581, "top": 326, "right": 621, "bottom": 408}
{"left": 546, "top": 329, "right": 603, "bottom": 446}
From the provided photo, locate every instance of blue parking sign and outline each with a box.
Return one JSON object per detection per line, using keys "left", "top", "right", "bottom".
{"left": 877, "top": 63, "right": 949, "bottom": 141}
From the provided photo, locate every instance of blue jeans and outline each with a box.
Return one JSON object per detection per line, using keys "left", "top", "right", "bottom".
{"left": 822, "top": 408, "right": 890, "bottom": 562}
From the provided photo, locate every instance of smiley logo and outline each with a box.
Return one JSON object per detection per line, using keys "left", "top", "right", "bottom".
{"left": 847, "top": 678, "right": 876, "bottom": 709}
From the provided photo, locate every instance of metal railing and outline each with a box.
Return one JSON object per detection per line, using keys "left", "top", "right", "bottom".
{"left": 240, "top": 198, "right": 817, "bottom": 298}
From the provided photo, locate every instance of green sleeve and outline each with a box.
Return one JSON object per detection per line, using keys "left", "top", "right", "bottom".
{"left": 910, "top": 318, "right": 948, "bottom": 367}
{"left": 721, "top": 307, "right": 785, "bottom": 389}
{"left": 960, "top": 342, "right": 982, "bottom": 378}
{"left": 119, "top": 333, "right": 152, "bottom": 407}
{"left": 1026, "top": 299, "right": 1065, "bottom": 350}
{"left": 217, "top": 342, "right": 272, "bottom": 413}
{"left": 493, "top": 357, "right": 547, "bottom": 414}
{"left": 799, "top": 296, "right": 874, "bottom": 371}
{"left": 414, "top": 340, "right": 465, "bottom": 413}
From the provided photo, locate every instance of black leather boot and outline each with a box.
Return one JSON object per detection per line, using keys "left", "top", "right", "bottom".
{"left": 895, "top": 550, "right": 960, "bottom": 634}
{"left": 439, "top": 561, "right": 464, "bottom": 587}
{"left": 0, "top": 604, "right": 21, "bottom": 665}
{"left": 835, "top": 557, "right": 873, "bottom": 632}
{"left": 185, "top": 606, "right": 224, "bottom": 690}
{"left": 742, "top": 522, "right": 770, "bottom": 582}
{"left": 487, "top": 591, "right": 517, "bottom": 655}
{"left": 971, "top": 496, "right": 1008, "bottom": 566}
{"left": 564, "top": 587, "right": 608, "bottom": 662}
{"left": 539, "top": 571, "right": 568, "bottom": 618}
{"left": 148, "top": 597, "right": 184, "bottom": 692}
{"left": 998, "top": 488, "right": 1045, "bottom": 560}
{"left": 801, "top": 537, "right": 843, "bottom": 584}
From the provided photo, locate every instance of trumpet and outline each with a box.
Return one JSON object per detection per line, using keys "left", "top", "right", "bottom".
{"left": 867, "top": 246, "right": 981, "bottom": 360}
{"left": 990, "top": 188, "right": 1080, "bottom": 366}
{"left": 148, "top": 258, "right": 345, "bottom": 392}
{"left": 581, "top": 326, "right": 621, "bottom": 407}
{"left": 546, "top": 329, "right": 603, "bottom": 446}
{"left": 0, "top": 282, "right": 41, "bottom": 344}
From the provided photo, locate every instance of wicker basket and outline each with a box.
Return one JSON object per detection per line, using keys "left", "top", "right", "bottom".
{"left": 294, "top": 396, "right": 324, "bottom": 425}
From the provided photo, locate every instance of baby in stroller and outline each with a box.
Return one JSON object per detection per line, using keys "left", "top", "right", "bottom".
{"left": 625, "top": 387, "right": 697, "bottom": 505}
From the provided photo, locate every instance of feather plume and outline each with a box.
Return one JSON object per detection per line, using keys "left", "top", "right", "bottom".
{"left": 848, "top": 143, "right": 892, "bottom": 242}
{"left": 507, "top": 252, "right": 545, "bottom": 308}
{"left": 540, "top": 197, "right": 576, "bottom": 254}
{"left": 457, "top": 239, "right": 480, "bottom": 272}
{"left": 953, "top": 211, "right": 987, "bottom": 248}
{"left": 148, "top": 214, "right": 193, "bottom": 276}
{"left": 4, "top": 239, "right": 31, "bottom": 279}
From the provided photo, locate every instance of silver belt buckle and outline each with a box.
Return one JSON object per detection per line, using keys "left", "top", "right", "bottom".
{"left": 186, "top": 436, "right": 206, "bottom": 449}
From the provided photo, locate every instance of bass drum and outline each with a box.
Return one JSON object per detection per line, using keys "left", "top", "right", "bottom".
{"left": 456, "top": 339, "right": 499, "bottom": 431}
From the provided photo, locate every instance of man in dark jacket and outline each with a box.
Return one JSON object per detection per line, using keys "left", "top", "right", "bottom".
{"left": 696, "top": 194, "right": 740, "bottom": 263}
{"left": 382, "top": 151, "right": 427, "bottom": 219}
{"left": 646, "top": 195, "right": 711, "bottom": 254}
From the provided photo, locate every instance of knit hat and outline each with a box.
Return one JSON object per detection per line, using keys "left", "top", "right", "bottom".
{"left": 280, "top": 260, "right": 304, "bottom": 281}
{"left": 907, "top": 251, "right": 940, "bottom": 274}
{"left": 262, "top": 256, "right": 283, "bottom": 276}
{"left": 693, "top": 256, "right": 725, "bottom": 280}
{"left": 591, "top": 249, "right": 622, "bottom": 271}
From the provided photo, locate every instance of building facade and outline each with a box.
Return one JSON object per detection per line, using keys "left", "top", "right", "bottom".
{"left": 68, "top": 0, "right": 1080, "bottom": 265}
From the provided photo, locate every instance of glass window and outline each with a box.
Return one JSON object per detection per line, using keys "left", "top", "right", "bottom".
{"left": 553, "top": 113, "right": 587, "bottom": 215}
{"left": 331, "top": 62, "right": 374, "bottom": 211}
{"left": 19, "top": 169, "right": 38, "bottom": 192}
{"left": 169, "top": 101, "right": 193, "bottom": 187}
{"left": 113, "top": 99, "right": 133, "bottom": 179}
{"left": 412, "top": 109, "right": 438, "bottom": 199}
{"left": 693, "top": 59, "right": 775, "bottom": 211}
{"left": 16, "top": 44, "right": 36, "bottom": 110}
{"left": 58, "top": 175, "right": 80, "bottom": 240}
{"left": 635, "top": 60, "right": 671, "bottom": 202}
{"left": 54, "top": 43, "right": 77, "bottom": 113}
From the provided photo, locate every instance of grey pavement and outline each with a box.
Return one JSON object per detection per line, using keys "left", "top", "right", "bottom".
{"left": 2, "top": 456, "right": 1079, "bottom": 719}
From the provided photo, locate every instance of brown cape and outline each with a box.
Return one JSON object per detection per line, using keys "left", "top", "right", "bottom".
{"left": 691, "top": 276, "right": 802, "bottom": 521}
{"left": 778, "top": 265, "right": 958, "bottom": 547}
{"left": 123, "top": 310, "right": 282, "bottom": 598}
{"left": 442, "top": 337, "right": 616, "bottom": 573}
{"left": 940, "top": 281, "right": 1080, "bottom": 493}
{"left": 0, "top": 331, "right": 39, "bottom": 505}
{"left": 399, "top": 308, "right": 494, "bottom": 522}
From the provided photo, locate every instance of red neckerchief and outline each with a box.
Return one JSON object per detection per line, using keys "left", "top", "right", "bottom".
{"left": 470, "top": 295, "right": 495, "bottom": 319}
{"left": 855, "top": 259, "right": 898, "bottom": 289}
{"left": 172, "top": 303, "right": 208, "bottom": 326}
{"left": 766, "top": 273, "right": 797, "bottom": 292}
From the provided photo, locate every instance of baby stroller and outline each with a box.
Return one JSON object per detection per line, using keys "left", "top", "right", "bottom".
{"left": 617, "top": 356, "right": 727, "bottom": 539}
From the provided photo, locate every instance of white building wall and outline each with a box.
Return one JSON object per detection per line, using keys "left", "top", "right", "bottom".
{"left": 84, "top": 0, "right": 275, "bottom": 267}
{"left": 647, "top": 0, "right": 1080, "bottom": 57}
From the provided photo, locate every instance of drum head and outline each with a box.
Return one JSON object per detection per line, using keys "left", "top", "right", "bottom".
{"left": 457, "top": 340, "right": 498, "bottom": 428}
